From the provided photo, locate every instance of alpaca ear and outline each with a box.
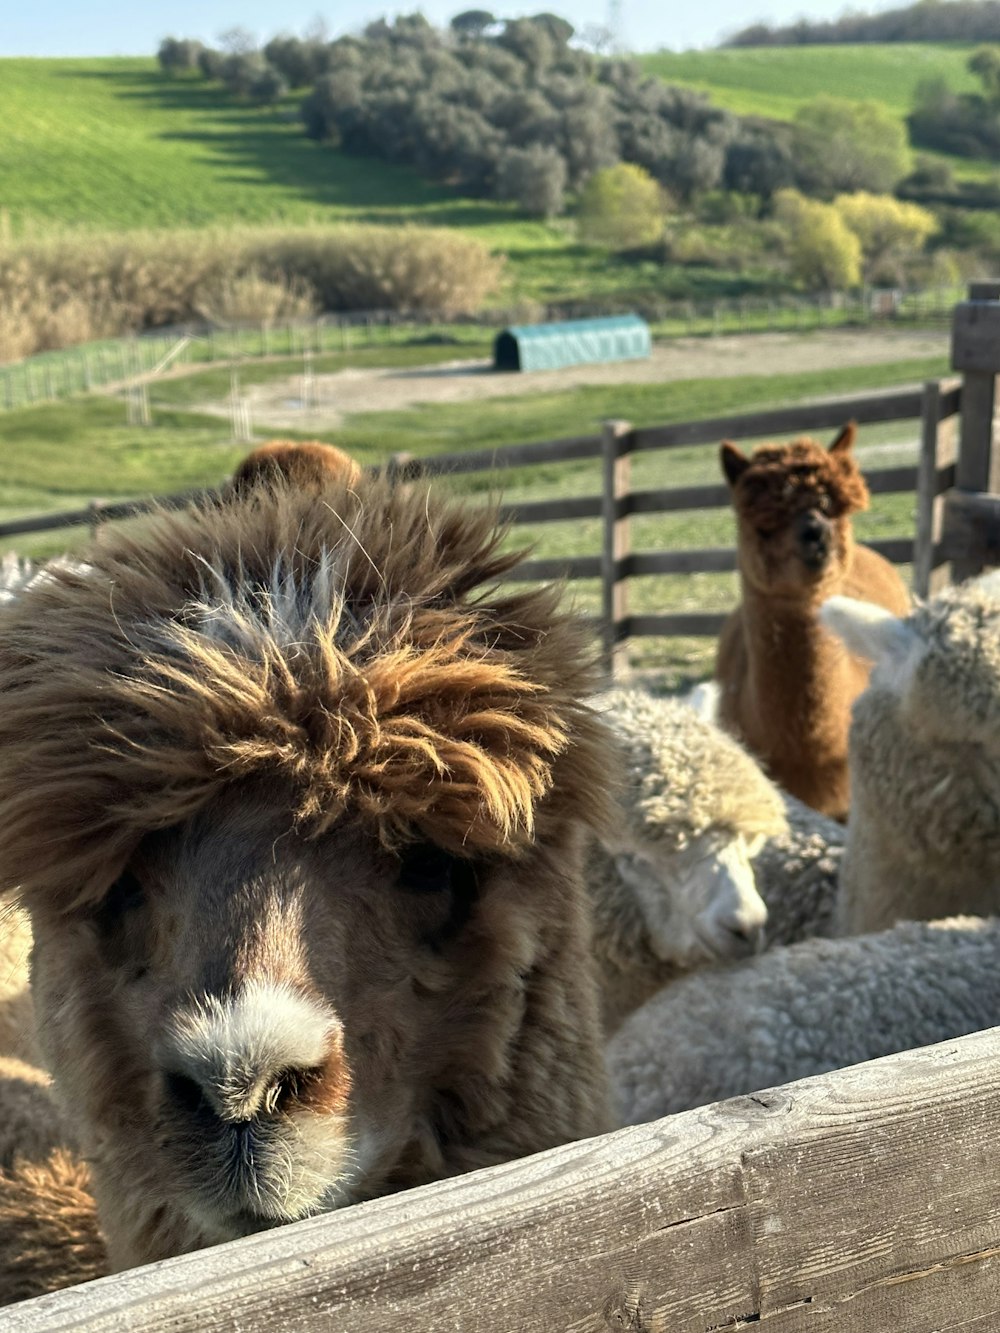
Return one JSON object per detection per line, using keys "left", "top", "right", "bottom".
{"left": 720, "top": 441, "right": 750, "bottom": 486}
{"left": 820, "top": 596, "right": 920, "bottom": 682}
{"left": 829, "top": 422, "right": 857, "bottom": 455}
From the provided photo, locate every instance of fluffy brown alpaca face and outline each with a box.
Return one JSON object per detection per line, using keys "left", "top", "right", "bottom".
{"left": 1, "top": 478, "right": 612, "bottom": 1270}
{"left": 30, "top": 778, "right": 581, "bottom": 1261}
{"left": 722, "top": 424, "right": 869, "bottom": 599}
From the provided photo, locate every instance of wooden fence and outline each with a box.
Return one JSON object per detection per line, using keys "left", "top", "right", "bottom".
{"left": 11, "top": 1027, "right": 1000, "bottom": 1332}
{"left": 0, "top": 380, "right": 960, "bottom": 677}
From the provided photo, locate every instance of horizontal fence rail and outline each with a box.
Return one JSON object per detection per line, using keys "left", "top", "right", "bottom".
{"left": 0, "top": 382, "right": 961, "bottom": 674}
{"left": 11, "top": 1027, "right": 1000, "bottom": 1332}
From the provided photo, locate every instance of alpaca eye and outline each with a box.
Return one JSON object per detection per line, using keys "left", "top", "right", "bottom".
{"left": 95, "top": 870, "right": 146, "bottom": 928}
{"left": 397, "top": 843, "right": 459, "bottom": 894}
{"left": 396, "top": 842, "right": 480, "bottom": 944}
{"left": 817, "top": 493, "right": 831, "bottom": 513}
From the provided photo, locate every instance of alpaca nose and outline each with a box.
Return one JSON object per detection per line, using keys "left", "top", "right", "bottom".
{"left": 163, "top": 1063, "right": 316, "bottom": 1124}
{"left": 796, "top": 511, "right": 831, "bottom": 560}
{"left": 718, "top": 914, "right": 766, "bottom": 956}
{"left": 160, "top": 982, "right": 342, "bottom": 1124}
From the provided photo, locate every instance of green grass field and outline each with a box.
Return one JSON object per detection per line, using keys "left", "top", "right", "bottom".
{"left": 639, "top": 43, "right": 996, "bottom": 184}
{"left": 1, "top": 53, "right": 994, "bottom": 315}
{"left": 640, "top": 43, "right": 980, "bottom": 123}
{"left": 0, "top": 350, "right": 946, "bottom": 680}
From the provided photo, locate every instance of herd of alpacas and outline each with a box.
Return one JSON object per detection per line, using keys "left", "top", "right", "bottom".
{"left": 0, "top": 429, "right": 997, "bottom": 1305}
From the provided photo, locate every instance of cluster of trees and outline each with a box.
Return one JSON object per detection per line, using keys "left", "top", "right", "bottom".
{"left": 775, "top": 190, "right": 938, "bottom": 288}
{"left": 909, "top": 44, "right": 1000, "bottom": 158}
{"left": 158, "top": 14, "right": 918, "bottom": 222}
{"left": 728, "top": 0, "right": 1000, "bottom": 46}
{"left": 160, "top": 14, "right": 801, "bottom": 215}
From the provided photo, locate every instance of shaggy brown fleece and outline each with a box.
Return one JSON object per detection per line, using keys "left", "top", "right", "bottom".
{"left": 0, "top": 472, "right": 615, "bottom": 1278}
{"left": 0, "top": 475, "right": 610, "bottom": 913}
{"left": 716, "top": 423, "right": 910, "bottom": 819}
{"left": 229, "top": 439, "right": 362, "bottom": 495}
{"left": 0, "top": 1149, "right": 106, "bottom": 1305}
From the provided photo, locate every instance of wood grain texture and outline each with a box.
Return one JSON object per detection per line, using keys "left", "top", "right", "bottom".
{"left": 914, "top": 377, "right": 960, "bottom": 596}
{"left": 943, "top": 488, "right": 1000, "bottom": 566}
{"left": 11, "top": 1028, "right": 1000, "bottom": 1333}
{"left": 952, "top": 301, "right": 1000, "bottom": 374}
{"left": 601, "top": 420, "right": 632, "bottom": 680}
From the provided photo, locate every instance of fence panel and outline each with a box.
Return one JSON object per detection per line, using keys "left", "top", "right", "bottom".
{"left": 12, "top": 1027, "right": 1000, "bottom": 1332}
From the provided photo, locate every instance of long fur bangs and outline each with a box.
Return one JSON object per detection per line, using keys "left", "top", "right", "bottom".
{"left": 0, "top": 476, "right": 609, "bottom": 912}
{"left": 736, "top": 440, "right": 869, "bottom": 523}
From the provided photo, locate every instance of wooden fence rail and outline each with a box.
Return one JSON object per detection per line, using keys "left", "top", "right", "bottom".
{"left": 0, "top": 383, "right": 959, "bottom": 675}
{"left": 10, "top": 1027, "right": 1000, "bottom": 1332}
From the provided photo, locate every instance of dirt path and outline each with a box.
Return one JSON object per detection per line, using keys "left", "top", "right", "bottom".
{"left": 188, "top": 328, "right": 949, "bottom": 432}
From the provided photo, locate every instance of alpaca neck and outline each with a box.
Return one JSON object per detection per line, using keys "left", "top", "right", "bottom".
{"left": 838, "top": 808, "right": 997, "bottom": 934}
{"left": 739, "top": 583, "right": 849, "bottom": 742}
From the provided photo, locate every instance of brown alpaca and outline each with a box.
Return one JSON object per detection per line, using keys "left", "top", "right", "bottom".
{"left": 0, "top": 475, "right": 613, "bottom": 1275}
{"left": 0, "top": 1056, "right": 106, "bottom": 1304}
{"left": 229, "top": 439, "right": 362, "bottom": 494}
{"left": 715, "top": 423, "right": 910, "bottom": 821}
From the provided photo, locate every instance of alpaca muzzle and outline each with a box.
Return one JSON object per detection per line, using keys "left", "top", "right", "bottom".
{"left": 795, "top": 510, "right": 833, "bottom": 569}
{"left": 156, "top": 982, "right": 354, "bottom": 1232}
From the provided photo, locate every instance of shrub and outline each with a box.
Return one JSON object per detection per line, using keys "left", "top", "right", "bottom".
{"left": 793, "top": 96, "right": 911, "bottom": 193}
{"left": 496, "top": 144, "right": 567, "bottom": 218}
{"left": 193, "top": 269, "right": 317, "bottom": 326}
{"left": 834, "top": 192, "right": 937, "bottom": 282}
{"left": 774, "top": 189, "right": 862, "bottom": 289}
{"left": 577, "top": 163, "right": 667, "bottom": 249}
{"left": 0, "top": 225, "right": 506, "bottom": 360}
{"left": 157, "top": 38, "right": 203, "bottom": 75}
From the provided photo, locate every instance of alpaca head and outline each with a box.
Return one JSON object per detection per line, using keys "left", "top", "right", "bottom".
{"left": 0, "top": 477, "right": 612, "bottom": 1269}
{"left": 592, "top": 691, "right": 785, "bottom": 966}
{"left": 229, "top": 440, "right": 362, "bottom": 496}
{"left": 721, "top": 424, "right": 869, "bottom": 599}
{"left": 822, "top": 577, "right": 1000, "bottom": 903}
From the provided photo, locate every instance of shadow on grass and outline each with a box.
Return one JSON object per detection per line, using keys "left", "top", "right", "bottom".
{"left": 73, "top": 67, "right": 517, "bottom": 226}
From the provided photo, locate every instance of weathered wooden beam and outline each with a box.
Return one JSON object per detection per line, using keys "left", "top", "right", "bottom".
{"left": 942, "top": 488, "right": 1000, "bottom": 567}
{"left": 914, "top": 378, "right": 960, "bottom": 596}
{"left": 632, "top": 389, "right": 925, "bottom": 454}
{"left": 600, "top": 420, "right": 632, "bottom": 679}
{"left": 952, "top": 286, "right": 1000, "bottom": 578}
{"left": 11, "top": 1028, "right": 1000, "bottom": 1333}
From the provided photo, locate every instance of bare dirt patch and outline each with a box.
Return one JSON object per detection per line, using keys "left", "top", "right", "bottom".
{"left": 187, "top": 328, "right": 948, "bottom": 432}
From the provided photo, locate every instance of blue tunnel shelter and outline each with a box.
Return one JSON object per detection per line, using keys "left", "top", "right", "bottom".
{"left": 493, "top": 314, "right": 652, "bottom": 373}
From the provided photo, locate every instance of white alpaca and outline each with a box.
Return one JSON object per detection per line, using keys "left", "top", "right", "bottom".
{"left": 608, "top": 574, "right": 1000, "bottom": 1120}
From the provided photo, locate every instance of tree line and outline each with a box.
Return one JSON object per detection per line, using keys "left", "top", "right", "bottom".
{"left": 727, "top": 0, "right": 1000, "bottom": 47}
{"left": 157, "top": 14, "right": 917, "bottom": 220}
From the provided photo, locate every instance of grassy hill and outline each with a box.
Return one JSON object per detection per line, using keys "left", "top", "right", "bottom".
{"left": 0, "top": 58, "right": 773, "bottom": 306}
{"left": 0, "top": 52, "right": 994, "bottom": 315}
{"left": 0, "top": 57, "right": 484, "bottom": 232}
{"left": 639, "top": 43, "right": 992, "bottom": 178}
{"left": 640, "top": 43, "right": 979, "bottom": 122}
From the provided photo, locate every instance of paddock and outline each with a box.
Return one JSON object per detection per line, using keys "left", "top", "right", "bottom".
{"left": 1, "top": 284, "right": 999, "bottom": 1331}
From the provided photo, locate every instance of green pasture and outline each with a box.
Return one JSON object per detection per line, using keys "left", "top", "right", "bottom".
{"left": 640, "top": 44, "right": 995, "bottom": 185}
{"left": 1, "top": 55, "right": 992, "bottom": 322}
{"left": 0, "top": 351, "right": 946, "bottom": 681}
{"left": 640, "top": 43, "right": 980, "bottom": 123}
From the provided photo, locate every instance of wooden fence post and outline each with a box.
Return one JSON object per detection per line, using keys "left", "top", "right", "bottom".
{"left": 950, "top": 281, "right": 1000, "bottom": 581}
{"left": 87, "top": 499, "right": 106, "bottom": 544}
{"left": 601, "top": 419, "right": 632, "bottom": 681}
{"left": 913, "top": 378, "right": 959, "bottom": 597}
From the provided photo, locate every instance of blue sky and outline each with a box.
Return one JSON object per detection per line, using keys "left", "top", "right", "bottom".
{"left": 6, "top": 0, "right": 904, "bottom": 57}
